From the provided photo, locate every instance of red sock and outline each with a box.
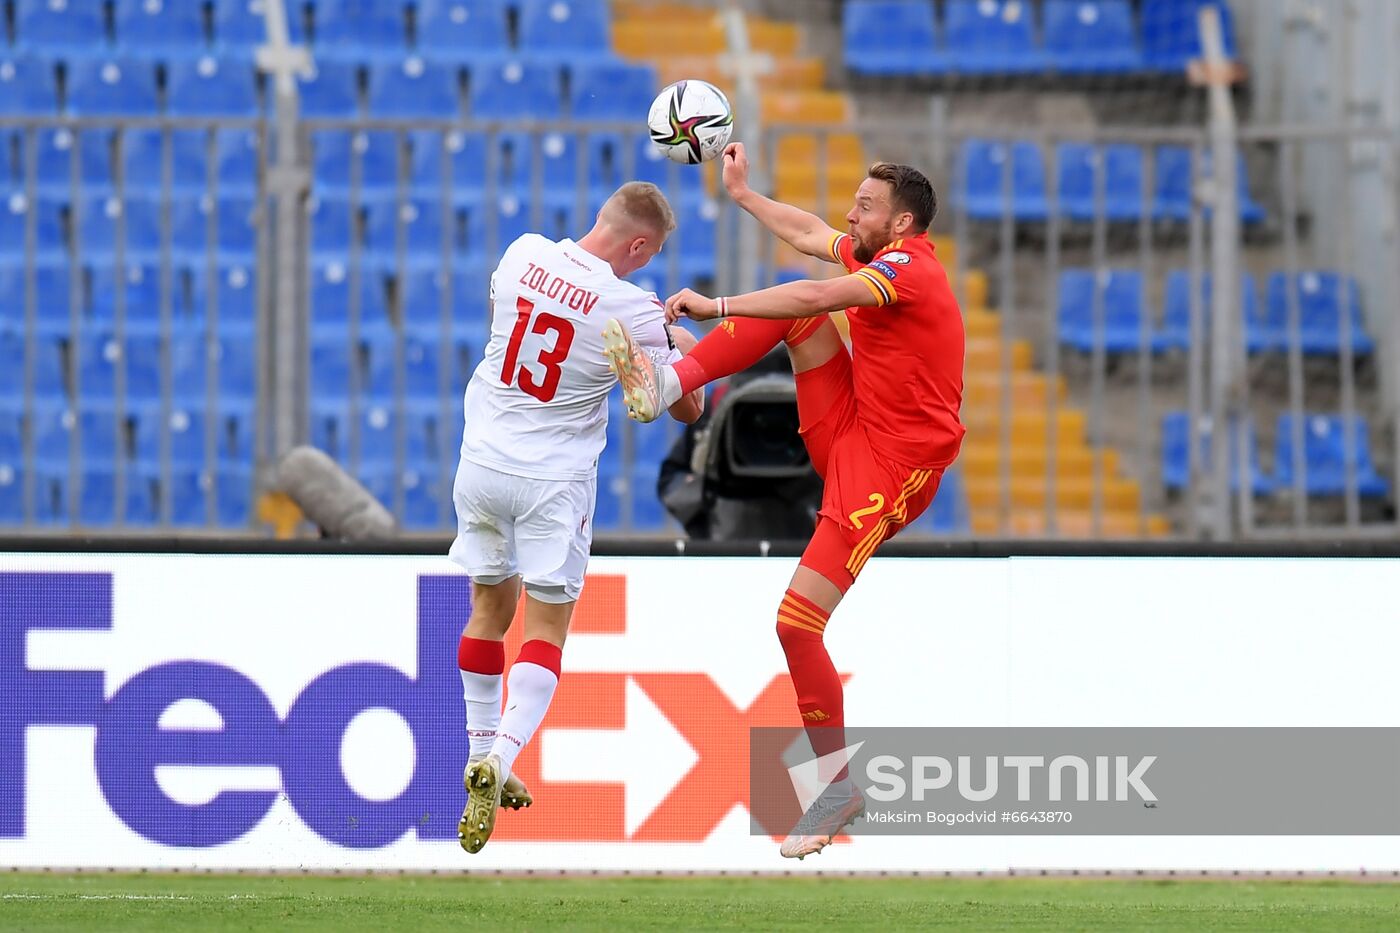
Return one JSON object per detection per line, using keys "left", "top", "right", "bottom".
{"left": 775, "top": 588, "right": 848, "bottom": 782}
{"left": 673, "top": 316, "right": 826, "bottom": 396}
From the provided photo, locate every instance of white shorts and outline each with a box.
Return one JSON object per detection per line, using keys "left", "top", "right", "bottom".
{"left": 448, "top": 458, "right": 596, "bottom": 603}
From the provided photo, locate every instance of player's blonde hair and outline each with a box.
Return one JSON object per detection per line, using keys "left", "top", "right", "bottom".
{"left": 600, "top": 181, "right": 677, "bottom": 239}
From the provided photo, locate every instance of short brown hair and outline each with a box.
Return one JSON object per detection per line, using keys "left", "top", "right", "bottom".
{"left": 602, "top": 181, "right": 676, "bottom": 237}
{"left": 867, "top": 162, "right": 936, "bottom": 232}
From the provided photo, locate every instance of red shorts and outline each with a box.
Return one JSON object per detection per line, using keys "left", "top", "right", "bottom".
{"left": 794, "top": 349, "right": 943, "bottom": 590}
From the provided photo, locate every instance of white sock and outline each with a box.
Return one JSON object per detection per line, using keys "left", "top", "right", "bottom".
{"left": 659, "top": 365, "right": 683, "bottom": 408}
{"left": 490, "top": 662, "right": 559, "bottom": 781}
{"left": 460, "top": 670, "right": 502, "bottom": 762}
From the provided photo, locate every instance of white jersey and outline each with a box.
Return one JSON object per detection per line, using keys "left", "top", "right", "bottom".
{"left": 460, "top": 234, "right": 680, "bottom": 481}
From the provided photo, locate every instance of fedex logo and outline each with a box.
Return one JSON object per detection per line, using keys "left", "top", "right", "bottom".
{"left": 1, "top": 570, "right": 801, "bottom": 850}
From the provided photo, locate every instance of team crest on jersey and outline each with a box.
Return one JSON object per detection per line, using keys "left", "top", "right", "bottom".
{"left": 881, "top": 251, "right": 912, "bottom": 264}
{"left": 869, "top": 261, "right": 898, "bottom": 281}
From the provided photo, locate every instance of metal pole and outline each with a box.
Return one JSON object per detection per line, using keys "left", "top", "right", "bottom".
{"left": 1201, "top": 5, "right": 1242, "bottom": 541}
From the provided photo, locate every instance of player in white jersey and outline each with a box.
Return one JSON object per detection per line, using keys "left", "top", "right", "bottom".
{"left": 453, "top": 182, "right": 703, "bottom": 854}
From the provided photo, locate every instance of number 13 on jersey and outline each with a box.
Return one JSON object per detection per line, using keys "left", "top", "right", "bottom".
{"left": 500, "top": 296, "right": 576, "bottom": 402}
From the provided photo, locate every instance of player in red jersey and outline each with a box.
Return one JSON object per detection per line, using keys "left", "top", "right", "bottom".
{"left": 602, "top": 143, "right": 965, "bottom": 859}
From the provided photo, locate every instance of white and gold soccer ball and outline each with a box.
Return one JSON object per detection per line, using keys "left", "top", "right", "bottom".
{"left": 647, "top": 79, "right": 734, "bottom": 165}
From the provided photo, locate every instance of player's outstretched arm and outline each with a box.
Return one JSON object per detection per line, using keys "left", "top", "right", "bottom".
{"left": 722, "top": 143, "right": 843, "bottom": 264}
{"left": 666, "top": 273, "right": 887, "bottom": 324}
{"left": 666, "top": 325, "right": 705, "bottom": 424}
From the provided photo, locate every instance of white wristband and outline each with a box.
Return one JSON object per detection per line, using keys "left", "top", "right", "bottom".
{"left": 716, "top": 296, "right": 729, "bottom": 318}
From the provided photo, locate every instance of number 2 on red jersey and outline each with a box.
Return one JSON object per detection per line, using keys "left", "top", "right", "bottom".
{"left": 499, "top": 296, "right": 576, "bottom": 402}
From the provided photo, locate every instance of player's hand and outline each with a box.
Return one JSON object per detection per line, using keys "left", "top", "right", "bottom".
{"left": 665, "top": 288, "right": 719, "bottom": 323}
{"left": 721, "top": 143, "right": 750, "bottom": 200}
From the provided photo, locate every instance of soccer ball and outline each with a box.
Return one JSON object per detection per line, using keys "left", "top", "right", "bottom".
{"left": 647, "top": 79, "right": 734, "bottom": 165}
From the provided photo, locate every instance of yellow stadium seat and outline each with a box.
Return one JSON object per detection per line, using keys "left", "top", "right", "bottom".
{"left": 961, "top": 409, "right": 1088, "bottom": 446}
{"left": 971, "top": 510, "right": 1171, "bottom": 538}
{"left": 747, "top": 20, "right": 801, "bottom": 56}
{"left": 967, "top": 476, "right": 1141, "bottom": 511}
{"left": 762, "top": 91, "right": 850, "bottom": 126}
{"left": 966, "top": 338, "right": 1032, "bottom": 371}
{"left": 961, "top": 371, "right": 1065, "bottom": 408}
{"left": 959, "top": 443, "right": 1120, "bottom": 482}
{"left": 613, "top": 21, "right": 727, "bottom": 58}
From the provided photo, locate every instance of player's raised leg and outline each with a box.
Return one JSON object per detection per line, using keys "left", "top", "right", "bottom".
{"left": 604, "top": 312, "right": 840, "bottom": 423}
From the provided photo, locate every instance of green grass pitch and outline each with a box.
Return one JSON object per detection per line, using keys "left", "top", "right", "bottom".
{"left": 4, "top": 872, "right": 1400, "bottom": 931}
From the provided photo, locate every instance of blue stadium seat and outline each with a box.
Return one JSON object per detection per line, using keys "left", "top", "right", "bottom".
{"left": 309, "top": 401, "right": 351, "bottom": 461}
{"left": 0, "top": 462, "right": 21, "bottom": 524}
{"left": 606, "top": 395, "right": 675, "bottom": 467}
{"left": 307, "top": 195, "right": 359, "bottom": 256}
{"left": 1044, "top": 0, "right": 1143, "bottom": 73}
{"left": 469, "top": 59, "right": 563, "bottom": 120}
{"left": 75, "top": 193, "right": 162, "bottom": 258}
{"left": 1057, "top": 268, "right": 1147, "bottom": 353}
{"left": 313, "top": 130, "right": 401, "bottom": 193}
{"left": 216, "top": 332, "right": 257, "bottom": 399}
{"left": 185, "top": 262, "right": 258, "bottom": 328}
{"left": 214, "top": 467, "right": 252, "bottom": 526}
{"left": 363, "top": 195, "right": 449, "bottom": 256}
{"left": 632, "top": 134, "right": 705, "bottom": 203}
{"left": 518, "top": 0, "right": 610, "bottom": 56}
{"left": 1156, "top": 270, "right": 1262, "bottom": 353}
{"left": 1153, "top": 145, "right": 1264, "bottom": 223}
{"left": 400, "top": 468, "right": 446, "bottom": 530}
{"left": 298, "top": 60, "right": 361, "bottom": 117}
{"left": 310, "top": 261, "right": 394, "bottom": 331}
{"left": 0, "top": 262, "right": 73, "bottom": 333}
{"left": 570, "top": 60, "right": 655, "bottom": 120}
{"left": 582, "top": 131, "right": 628, "bottom": 199}
{"left": 168, "top": 55, "right": 259, "bottom": 116}
{"left": 88, "top": 262, "right": 166, "bottom": 331}
{"left": 168, "top": 469, "right": 207, "bottom": 525}
{"left": 115, "top": 0, "right": 208, "bottom": 55}
{"left": 66, "top": 57, "right": 160, "bottom": 115}
{"left": 313, "top": 0, "right": 409, "bottom": 56}
{"left": 408, "top": 130, "right": 486, "bottom": 196}
{"left": 958, "top": 139, "right": 1047, "bottom": 220}
{"left": 400, "top": 267, "right": 490, "bottom": 332}
{"left": 32, "top": 402, "right": 123, "bottom": 463}
{"left": 133, "top": 405, "right": 203, "bottom": 465}
{"left": 0, "top": 329, "right": 67, "bottom": 399}
{"left": 945, "top": 0, "right": 1047, "bottom": 74}
{"left": 0, "top": 191, "right": 67, "bottom": 258}
{"left": 0, "top": 405, "right": 22, "bottom": 460}
{"left": 1274, "top": 414, "right": 1388, "bottom": 497}
{"left": 0, "top": 53, "right": 60, "bottom": 114}
{"left": 367, "top": 57, "right": 460, "bottom": 118}
{"left": 23, "top": 127, "right": 122, "bottom": 194}
{"left": 16, "top": 0, "right": 106, "bottom": 49}
{"left": 170, "top": 195, "right": 259, "bottom": 259}
{"left": 1055, "top": 143, "right": 1145, "bottom": 220}
{"left": 71, "top": 332, "right": 161, "bottom": 401}
{"left": 168, "top": 330, "right": 255, "bottom": 400}
{"left": 1257, "top": 271, "right": 1373, "bottom": 356}
{"left": 416, "top": 0, "right": 510, "bottom": 56}
{"left": 311, "top": 336, "right": 354, "bottom": 397}
{"left": 79, "top": 468, "right": 160, "bottom": 527}
{"left": 675, "top": 197, "right": 719, "bottom": 279}
{"left": 1142, "top": 0, "right": 1236, "bottom": 72}
{"left": 215, "top": 0, "right": 304, "bottom": 48}
{"left": 843, "top": 1, "right": 945, "bottom": 76}
{"left": 1161, "top": 411, "right": 1272, "bottom": 494}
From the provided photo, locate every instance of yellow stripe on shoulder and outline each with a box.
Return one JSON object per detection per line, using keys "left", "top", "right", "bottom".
{"left": 854, "top": 268, "right": 895, "bottom": 305}
{"left": 828, "top": 233, "right": 846, "bottom": 264}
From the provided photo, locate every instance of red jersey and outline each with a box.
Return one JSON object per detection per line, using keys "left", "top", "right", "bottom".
{"left": 827, "top": 231, "right": 966, "bottom": 469}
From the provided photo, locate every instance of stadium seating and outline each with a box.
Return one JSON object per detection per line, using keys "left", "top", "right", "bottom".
{"left": 16, "top": 0, "right": 107, "bottom": 49}
{"left": 1273, "top": 414, "right": 1388, "bottom": 497}
{"left": 416, "top": 0, "right": 511, "bottom": 55}
{"left": 66, "top": 57, "right": 160, "bottom": 116}
{"left": 958, "top": 139, "right": 1047, "bottom": 220}
{"left": 367, "top": 58, "right": 461, "bottom": 119}
{"left": 312, "top": 0, "right": 411, "bottom": 57}
{"left": 0, "top": 53, "right": 61, "bottom": 114}
{"left": 1056, "top": 268, "right": 1148, "bottom": 353}
{"left": 1055, "top": 143, "right": 1145, "bottom": 220}
{"left": 1142, "top": 0, "right": 1237, "bottom": 71}
{"left": 570, "top": 61, "right": 656, "bottom": 120}
{"left": 298, "top": 60, "right": 361, "bottom": 117}
{"left": 945, "top": 0, "right": 1047, "bottom": 74}
{"left": 1044, "top": 0, "right": 1143, "bottom": 73}
{"left": 518, "top": 0, "right": 612, "bottom": 56}
{"left": 842, "top": 1, "right": 946, "bottom": 77}
{"left": 167, "top": 56, "right": 260, "bottom": 117}
{"left": 468, "top": 59, "right": 564, "bottom": 120}
{"left": 1153, "top": 145, "right": 1264, "bottom": 222}
{"left": 1155, "top": 270, "right": 1263, "bottom": 353}
{"left": 1161, "top": 411, "right": 1273, "bottom": 494}
{"left": 1255, "top": 271, "right": 1374, "bottom": 356}
{"left": 115, "top": 0, "right": 208, "bottom": 56}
